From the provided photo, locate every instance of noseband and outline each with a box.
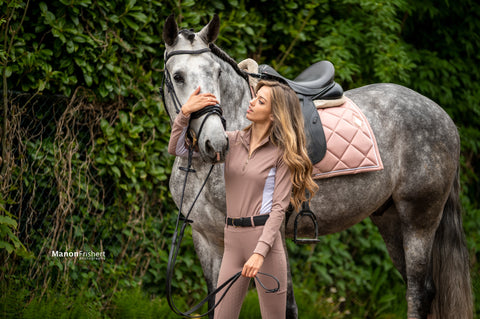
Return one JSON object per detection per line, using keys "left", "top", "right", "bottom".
{"left": 161, "top": 47, "right": 226, "bottom": 148}
{"left": 188, "top": 104, "right": 226, "bottom": 148}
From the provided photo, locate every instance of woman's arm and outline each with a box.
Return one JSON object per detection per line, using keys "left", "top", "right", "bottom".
{"left": 254, "top": 155, "right": 292, "bottom": 257}
{"left": 167, "top": 111, "right": 192, "bottom": 157}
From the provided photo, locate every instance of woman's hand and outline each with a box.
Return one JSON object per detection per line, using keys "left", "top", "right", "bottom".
{"left": 181, "top": 86, "right": 219, "bottom": 116}
{"left": 242, "top": 253, "right": 265, "bottom": 278}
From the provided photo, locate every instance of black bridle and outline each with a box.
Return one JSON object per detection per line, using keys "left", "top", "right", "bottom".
{"left": 161, "top": 48, "right": 211, "bottom": 116}
{"left": 161, "top": 47, "right": 227, "bottom": 149}
{"left": 162, "top": 48, "right": 279, "bottom": 318}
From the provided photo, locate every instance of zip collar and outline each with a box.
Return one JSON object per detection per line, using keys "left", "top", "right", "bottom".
{"left": 239, "top": 127, "right": 271, "bottom": 154}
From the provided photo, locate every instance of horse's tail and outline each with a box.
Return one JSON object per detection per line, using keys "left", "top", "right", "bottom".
{"left": 431, "top": 166, "right": 473, "bottom": 318}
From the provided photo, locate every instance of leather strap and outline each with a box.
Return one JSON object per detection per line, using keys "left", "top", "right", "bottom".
{"left": 226, "top": 214, "right": 269, "bottom": 227}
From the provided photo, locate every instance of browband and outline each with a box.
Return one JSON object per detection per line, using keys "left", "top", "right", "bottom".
{"left": 165, "top": 48, "right": 211, "bottom": 62}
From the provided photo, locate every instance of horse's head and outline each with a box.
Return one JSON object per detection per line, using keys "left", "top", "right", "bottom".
{"left": 162, "top": 14, "right": 229, "bottom": 163}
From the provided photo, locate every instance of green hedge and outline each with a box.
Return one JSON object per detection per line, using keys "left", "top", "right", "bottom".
{"left": 1, "top": 0, "right": 478, "bottom": 317}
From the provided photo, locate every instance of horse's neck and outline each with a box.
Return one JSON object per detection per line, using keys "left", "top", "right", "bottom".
{"left": 217, "top": 59, "right": 251, "bottom": 131}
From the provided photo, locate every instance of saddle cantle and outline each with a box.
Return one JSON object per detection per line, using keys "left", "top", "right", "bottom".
{"left": 257, "top": 61, "right": 344, "bottom": 164}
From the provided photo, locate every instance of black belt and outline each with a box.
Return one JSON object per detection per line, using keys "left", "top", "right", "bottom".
{"left": 226, "top": 214, "right": 269, "bottom": 227}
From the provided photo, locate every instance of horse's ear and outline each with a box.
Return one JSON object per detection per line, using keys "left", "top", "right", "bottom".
{"left": 198, "top": 14, "right": 220, "bottom": 44}
{"left": 163, "top": 13, "right": 178, "bottom": 46}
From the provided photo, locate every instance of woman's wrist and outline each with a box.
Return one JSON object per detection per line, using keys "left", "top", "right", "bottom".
{"left": 181, "top": 105, "right": 191, "bottom": 116}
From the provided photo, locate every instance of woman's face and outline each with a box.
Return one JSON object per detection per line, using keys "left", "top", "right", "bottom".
{"left": 246, "top": 86, "right": 273, "bottom": 125}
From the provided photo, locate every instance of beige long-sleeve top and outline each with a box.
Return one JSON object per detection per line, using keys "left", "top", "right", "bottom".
{"left": 168, "top": 111, "right": 292, "bottom": 257}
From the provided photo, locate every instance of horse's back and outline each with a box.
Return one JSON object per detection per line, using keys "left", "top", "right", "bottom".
{"left": 346, "top": 83, "right": 459, "bottom": 162}
{"left": 346, "top": 83, "right": 458, "bottom": 139}
{"left": 298, "top": 83, "right": 459, "bottom": 235}
{"left": 345, "top": 83, "right": 459, "bottom": 202}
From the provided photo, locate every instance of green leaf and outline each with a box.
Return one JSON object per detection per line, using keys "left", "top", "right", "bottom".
{"left": 123, "top": 17, "right": 139, "bottom": 31}
{"left": 84, "top": 72, "right": 92, "bottom": 86}
{"left": 39, "top": 2, "right": 48, "bottom": 13}
{"left": 0, "top": 241, "right": 14, "bottom": 254}
{"left": 182, "top": 0, "right": 195, "bottom": 7}
{"left": 119, "top": 111, "right": 128, "bottom": 126}
{"left": 126, "top": 0, "right": 137, "bottom": 11}
{"left": 0, "top": 215, "right": 17, "bottom": 228}
{"left": 129, "top": 12, "right": 147, "bottom": 24}
{"left": 111, "top": 166, "right": 121, "bottom": 178}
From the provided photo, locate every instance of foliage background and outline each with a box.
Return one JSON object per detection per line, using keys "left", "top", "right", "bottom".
{"left": 0, "top": 0, "right": 478, "bottom": 317}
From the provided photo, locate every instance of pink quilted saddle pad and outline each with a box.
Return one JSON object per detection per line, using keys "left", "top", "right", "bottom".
{"left": 312, "top": 97, "right": 383, "bottom": 179}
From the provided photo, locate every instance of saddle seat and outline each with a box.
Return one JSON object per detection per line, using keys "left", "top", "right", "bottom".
{"left": 258, "top": 61, "right": 344, "bottom": 100}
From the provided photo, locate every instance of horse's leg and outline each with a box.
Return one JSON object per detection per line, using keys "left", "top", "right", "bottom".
{"left": 191, "top": 227, "right": 224, "bottom": 319}
{"left": 285, "top": 261, "right": 298, "bottom": 319}
{"left": 281, "top": 233, "right": 298, "bottom": 319}
{"left": 369, "top": 204, "right": 406, "bottom": 281}
{"left": 396, "top": 200, "right": 442, "bottom": 319}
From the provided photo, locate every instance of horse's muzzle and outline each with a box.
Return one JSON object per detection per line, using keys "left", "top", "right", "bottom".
{"left": 203, "top": 135, "right": 229, "bottom": 163}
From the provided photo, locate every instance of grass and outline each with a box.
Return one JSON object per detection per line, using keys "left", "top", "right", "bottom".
{"left": 3, "top": 275, "right": 478, "bottom": 318}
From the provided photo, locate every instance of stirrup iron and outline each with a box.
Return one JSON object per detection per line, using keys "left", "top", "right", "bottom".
{"left": 293, "top": 202, "right": 321, "bottom": 244}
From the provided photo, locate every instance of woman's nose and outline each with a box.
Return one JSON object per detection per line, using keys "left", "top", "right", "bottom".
{"left": 249, "top": 96, "right": 258, "bottom": 106}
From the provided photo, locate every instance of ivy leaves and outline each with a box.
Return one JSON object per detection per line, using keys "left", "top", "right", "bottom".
{"left": 9, "top": 1, "right": 163, "bottom": 98}
{"left": 96, "top": 109, "right": 170, "bottom": 207}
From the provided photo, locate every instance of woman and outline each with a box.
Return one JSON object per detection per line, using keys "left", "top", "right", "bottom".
{"left": 168, "top": 80, "right": 318, "bottom": 319}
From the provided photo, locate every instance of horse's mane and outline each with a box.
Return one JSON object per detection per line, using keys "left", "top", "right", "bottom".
{"left": 174, "top": 29, "right": 248, "bottom": 82}
{"left": 209, "top": 43, "right": 249, "bottom": 82}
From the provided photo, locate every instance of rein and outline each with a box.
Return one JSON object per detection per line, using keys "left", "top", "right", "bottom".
{"left": 163, "top": 48, "right": 280, "bottom": 317}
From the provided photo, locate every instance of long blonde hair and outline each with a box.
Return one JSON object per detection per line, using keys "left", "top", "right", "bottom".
{"left": 254, "top": 80, "right": 318, "bottom": 210}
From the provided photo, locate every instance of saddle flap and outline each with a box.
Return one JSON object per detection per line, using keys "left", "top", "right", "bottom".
{"left": 300, "top": 95, "right": 327, "bottom": 164}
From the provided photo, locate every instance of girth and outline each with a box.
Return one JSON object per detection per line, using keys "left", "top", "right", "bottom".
{"left": 256, "top": 61, "right": 344, "bottom": 164}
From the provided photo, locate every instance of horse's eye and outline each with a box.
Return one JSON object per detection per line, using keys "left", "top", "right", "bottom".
{"left": 173, "top": 73, "right": 184, "bottom": 84}
{"left": 218, "top": 70, "right": 222, "bottom": 78}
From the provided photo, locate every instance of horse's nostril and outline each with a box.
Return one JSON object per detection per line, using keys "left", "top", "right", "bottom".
{"left": 204, "top": 138, "right": 228, "bottom": 162}
{"left": 205, "top": 139, "right": 215, "bottom": 155}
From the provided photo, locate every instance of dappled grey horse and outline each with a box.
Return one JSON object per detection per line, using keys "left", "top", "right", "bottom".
{"left": 162, "top": 14, "right": 472, "bottom": 319}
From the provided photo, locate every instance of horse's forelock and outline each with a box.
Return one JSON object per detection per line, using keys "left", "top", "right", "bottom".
{"left": 179, "top": 29, "right": 196, "bottom": 43}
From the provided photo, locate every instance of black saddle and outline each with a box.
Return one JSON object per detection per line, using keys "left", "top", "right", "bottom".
{"left": 257, "top": 61, "right": 344, "bottom": 164}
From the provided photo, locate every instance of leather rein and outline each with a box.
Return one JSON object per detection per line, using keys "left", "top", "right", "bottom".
{"left": 162, "top": 48, "right": 279, "bottom": 318}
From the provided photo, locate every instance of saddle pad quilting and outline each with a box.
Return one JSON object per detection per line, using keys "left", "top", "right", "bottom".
{"left": 312, "top": 97, "right": 383, "bottom": 179}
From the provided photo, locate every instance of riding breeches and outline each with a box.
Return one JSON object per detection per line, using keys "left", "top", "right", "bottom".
{"left": 214, "top": 225, "right": 287, "bottom": 319}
